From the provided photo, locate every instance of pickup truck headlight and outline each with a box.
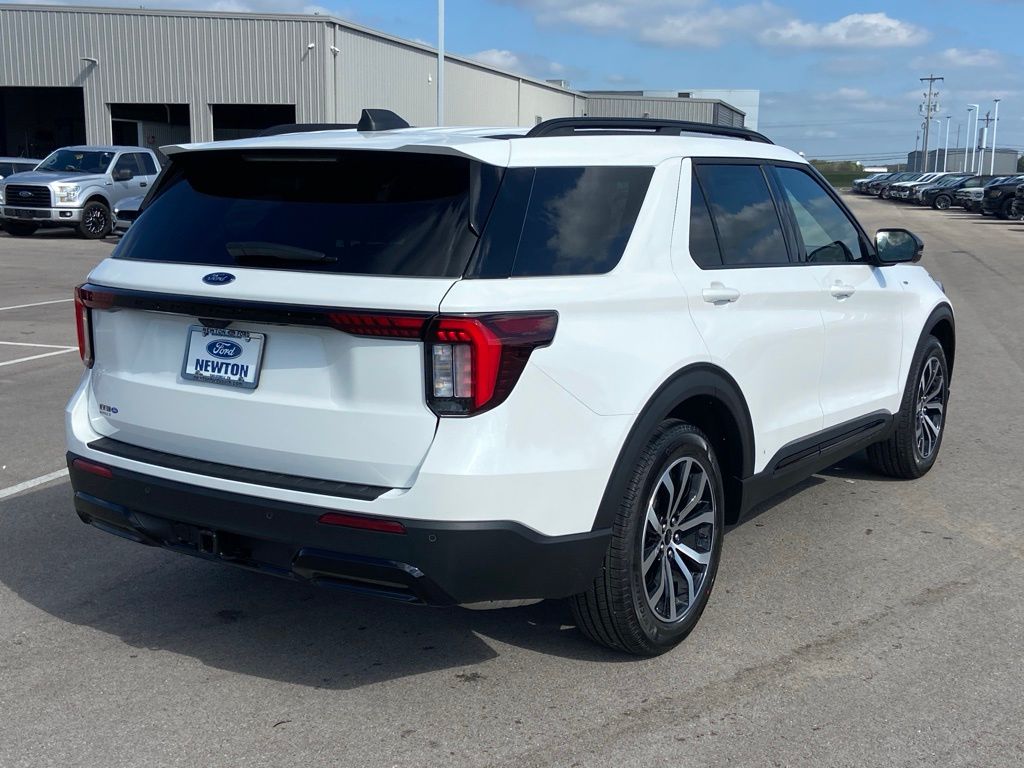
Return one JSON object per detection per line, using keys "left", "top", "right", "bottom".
{"left": 55, "top": 184, "right": 80, "bottom": 203}
{"left": 0, "top": 186, "right": 4, "bottom": 205}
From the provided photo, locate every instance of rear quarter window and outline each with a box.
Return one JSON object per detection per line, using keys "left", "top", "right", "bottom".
{"left": 472, "top": 166, "right": 654, "bottom": 277}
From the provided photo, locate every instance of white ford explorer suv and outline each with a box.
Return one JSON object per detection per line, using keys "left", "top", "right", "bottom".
{"left": 66, "top": 110, "right": 954, "bottom": 655}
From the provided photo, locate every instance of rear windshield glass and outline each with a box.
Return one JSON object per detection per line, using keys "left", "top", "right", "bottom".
{"left": 115, "top": 150, "right": 496, "bottom": 277}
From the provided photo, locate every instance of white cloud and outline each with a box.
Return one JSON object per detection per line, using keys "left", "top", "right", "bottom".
{"left": 935, "top": 48, "right": 1003, "bottom": 68}
{"left": 639, "top": 3, "right": 781, "bottom": 48}
{"left": 759, "top": 12, "right": 928, "bottom": 48}
{"left": 468, "top": 48, "right": 572, "bottom": 79}
{"left": 470, "top": 48, "right": 523, "bottom": 70}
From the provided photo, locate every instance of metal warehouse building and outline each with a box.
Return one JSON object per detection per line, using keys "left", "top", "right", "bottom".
{"left": 0, "top": 4, "right": 750, "bottom": 158}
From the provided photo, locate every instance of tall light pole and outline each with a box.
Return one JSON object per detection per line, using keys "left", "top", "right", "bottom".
{"left": 437, "top": 0, "right": 445, "bottom": 126}
{"left": 967, "top": 104, "right": 979, "bottom": 172}
{"left": 943, "top": 115, "right": 951, "bottom": 172}
{"left": 919, "top": 75, "right": 943, "bottom": 171}
{"left": 977, "top": 111, "right": 990, "bottom": 174}
{"left": 914, "top": 131, "right": 921, "bottom": 170}
{"left": 933, "top": 118, "right": 942, "bottom": 171}
{"left": 990, "top": 98, "right": 1001, "bottom": 175}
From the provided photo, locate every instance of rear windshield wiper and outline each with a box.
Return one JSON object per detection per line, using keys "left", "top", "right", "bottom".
{"left": 226, "top": 241, "right": 336, "bottom": 263}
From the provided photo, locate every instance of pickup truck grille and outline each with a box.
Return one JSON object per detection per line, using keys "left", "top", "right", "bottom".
{"left": 4, "top": 185, "right": 51, "bottom": 208}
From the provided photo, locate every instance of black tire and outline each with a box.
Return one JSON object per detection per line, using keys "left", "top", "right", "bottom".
{"left": 881, "top": 188, "right": 891, "bottom": 199}
{"left": 78, "top": 201, "right": 111, "bottom": 239}
{"left": 2, "top": 222, "right": 38, "bottom": 237}
{"left": 933, "top": 194, "right": 951, "bottom": 210}
{"left": 868, "top": 336, "right": 948, "bottom": 479}
{"left": 997, "top": 199, "right": 1013, "bottom": 220}
{"left": 570, "top": 421, "right": 725, "bottom": 656}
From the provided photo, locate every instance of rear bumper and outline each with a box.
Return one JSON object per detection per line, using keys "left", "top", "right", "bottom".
{"left": 67, "top": 453, "right": 610, "bottom": 605}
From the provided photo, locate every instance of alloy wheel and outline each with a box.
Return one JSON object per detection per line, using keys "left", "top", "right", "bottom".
{"left": 640, "top": 457, "right": 716, "bottom": 623}
{"left": 915, "top": 356, "right": 945, "bottom": 461}
{"left": 84, "top": 207, "right": 108, "bottom": 236}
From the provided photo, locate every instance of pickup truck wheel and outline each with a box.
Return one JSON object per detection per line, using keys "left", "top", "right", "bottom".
{"left": 3, "top": 222, "right": 38, "bottom": 237}
{"left": 570, "top": 421, "right": 724, "bottom": 656}
{"left": 933, "top": 194, "right": 951, "bottom": 210}
{"left": 78, "top": 201, "right": 111, "bottom": 239}
{"left": 868, "top": 337, "right": 948, "bottom": 479}
{"left": 997, "top": 199, "right": 1013, "bottom": 220}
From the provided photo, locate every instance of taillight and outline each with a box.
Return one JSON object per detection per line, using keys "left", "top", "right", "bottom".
{"left": 424, "top": 312, "right": 558, "bottom": 416}
{"left": 74, "top": 285, "right": 115, "bottom": 368}
{"left": 326, "top": 311, "right": 427, "bottom": 338}
{"left": 74, "top": 286, "right": 94, "bottom": 368}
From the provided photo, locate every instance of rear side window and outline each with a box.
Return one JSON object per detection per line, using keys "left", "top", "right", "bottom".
{"left": 116, "top": 150, "right": 497, "bottom": 277}
{"left": 473, "top": 166, "right": 653, "bottom": 277}
{"left": 688, "top": 175, "right": 722, "bottom": 268}
{"left": 695, "top": 164, "right": 789, "bottom": 266}
{"left": 136, "top": 153, "right": 158, "bottom": 175}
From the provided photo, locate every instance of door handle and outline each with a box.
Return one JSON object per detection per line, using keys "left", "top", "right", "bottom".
{"left": 140, "top": 182, "right": 147, "bottom": 188}
{"left": 829, "top": 281, "right": 856, "bottom": 299}
{"left": 702, "top": 282, "right": 741, "bottom": 305}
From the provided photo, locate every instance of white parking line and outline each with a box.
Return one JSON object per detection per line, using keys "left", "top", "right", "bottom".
{"left": 0, "top": 341, "right": 77, "bottom": 350}
{"left": 0, "top": 468, "right": 69, "bottom": 501}
{"left": 0, "top": 349, "right": 77, "bottom": 368}
{"left": 0, "top": 298, "right": 73, "bottom": 312}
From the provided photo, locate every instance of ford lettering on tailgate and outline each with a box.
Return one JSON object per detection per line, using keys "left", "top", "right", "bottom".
{"left": 182, "top": 326, "right": 265, "bottom": 389}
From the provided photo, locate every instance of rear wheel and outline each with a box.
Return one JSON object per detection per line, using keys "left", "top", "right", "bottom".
{"left": 2, "top": 222, "right": 38, "bottom": 237}
{"left": 868, "top": 336, "right": 948, "bottom": 479}
{"left": 933, "top": 194, "right": 951, "bottom": 210}
{"left": 570, "top": 421, "right": 724, "bottom": 656}
{"left": 78, "top": 201, "right": 111, "bottom": 239}
{"left": 997, "top": 198, "right": 1014, "bottom": 220}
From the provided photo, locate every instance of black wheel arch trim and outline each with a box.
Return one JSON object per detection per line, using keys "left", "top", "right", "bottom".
{"left": 920, "top": 302, "right": 955, "bottom": 382}
{"left": 591, "top": 363, "right": 755, "bottom": 531}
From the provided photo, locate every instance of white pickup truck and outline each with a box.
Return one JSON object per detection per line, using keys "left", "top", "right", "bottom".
{"left": 0, "top": 145, "right": 160, "bottom": 239}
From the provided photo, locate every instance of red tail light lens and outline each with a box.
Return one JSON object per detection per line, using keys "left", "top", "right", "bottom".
{"left": 74, "top": 286, "right": 94, "bottom": 368}
{"left": 72, "top": 458, "right": 113, "bottom": 479}
{"left": 326, "top": 312, "right": 428, "bottom": 338}
{"left": 425, "top": 312, "right": 557, "bottom": 416}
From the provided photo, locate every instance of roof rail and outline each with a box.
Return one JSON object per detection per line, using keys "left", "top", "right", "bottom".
{"left": 259, "top": 123, "right": 357, "bottom": 137}
{"left": 525, "top": 117, "right": 773, "bottom": 144}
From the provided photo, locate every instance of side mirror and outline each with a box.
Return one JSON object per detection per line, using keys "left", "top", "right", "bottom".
{"left": 874, "top": 228, "right": 923, "bottom": 264}
{"left": 112, "top": 168, "right": 134, "bottom": 182}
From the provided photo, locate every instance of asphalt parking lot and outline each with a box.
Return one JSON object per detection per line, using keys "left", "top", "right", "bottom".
{"left": 1, "top": 197, "right": 1023, "bottom": 768}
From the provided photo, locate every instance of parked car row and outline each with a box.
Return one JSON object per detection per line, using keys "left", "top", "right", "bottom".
{"left": 852, "top": 170, "right": 1024, "bottom": 219}
{"left": 0, "top": 145, "right": 161, "bottom": 238}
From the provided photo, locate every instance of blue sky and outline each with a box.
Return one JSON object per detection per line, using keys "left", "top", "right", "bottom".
{"left": 21, "top": 0, "right": 1024, "bottom": 161}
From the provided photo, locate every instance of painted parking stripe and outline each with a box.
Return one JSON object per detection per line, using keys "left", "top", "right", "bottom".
{"left": 0, "top": 468, "right": 69, "bottom": 501}
{"left": 0, "top": 298, "right": 73, "bottom": 312}
{"left": 0, "top": 349, "right": 77, "bottom": 368}
{"left": 0, "top": 341, "right": 77, "bottom": 350}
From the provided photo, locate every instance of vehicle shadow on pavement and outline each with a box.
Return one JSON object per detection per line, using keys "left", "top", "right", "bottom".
{"left": 0, "top": 483, "right": 626, "bottom": 690}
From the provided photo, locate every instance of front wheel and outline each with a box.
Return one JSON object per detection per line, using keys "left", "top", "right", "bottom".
{"left": 997, "top": 199, "right": 1014, "bottom": 220}
{"left": 868, "top": 337, "right": 948, "bottom": 479}
{"left": 78, "top": 201, "right": 111, "bottom": 239}
{"left": 570, "top": 421, "right": 724, "bottom": 656}
{"left": 933, "top": 194, "right": 951, "bottom": 210}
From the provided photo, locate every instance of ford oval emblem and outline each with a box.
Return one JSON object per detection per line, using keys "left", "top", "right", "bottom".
{"left": 202, "top": 272, "right": 235, "bottom": 285}
{"left": 206, "top": 339, "right": 243, "bottom": 359}
{"left": 18, "top": 190, "right": 32, "bottom": 198}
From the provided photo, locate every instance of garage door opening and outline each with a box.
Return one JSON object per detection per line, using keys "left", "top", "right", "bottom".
{"left": 0, "top": 86, "right": 86, "bottom": 157}
{"left": 211, "top": 104, "right": 296, "bottom": 141}
{"left": 110, "top": 103, "right": 190, "bottom": 157}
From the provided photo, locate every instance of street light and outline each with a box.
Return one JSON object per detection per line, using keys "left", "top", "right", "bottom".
{"left": 437, "top": 0, "right": 445, "bottom": 126}
{"left": 990, "top": 98, "right": 1001, "bottom": 175}
{"left": 967, "top": 104, "right": 979, "bottom": 172}
{"left": 943, "top": 116, "right": 951, "bottom": 172}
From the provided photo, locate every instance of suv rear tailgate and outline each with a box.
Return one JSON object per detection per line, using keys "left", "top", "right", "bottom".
{"left": 84, "top": 259, "right": 453, "bottom": 488}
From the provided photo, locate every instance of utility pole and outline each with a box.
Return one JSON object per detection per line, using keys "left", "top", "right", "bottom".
{"left": 919, "top": 74, "right": 943, "bottom": 174}
{"left": 990, "top": 98, "right": 1001, "bottom": 175}
{"left": 437, "top": 0, "right": 445, "bottom": 126}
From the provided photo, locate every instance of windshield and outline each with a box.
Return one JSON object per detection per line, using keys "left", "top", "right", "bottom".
{"left": 37, "top": 149, "right": 116, "bottom": 175}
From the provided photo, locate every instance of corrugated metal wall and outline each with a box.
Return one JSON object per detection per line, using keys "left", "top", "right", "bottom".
{"left": 584, "top": 96, "right": 744, "bottom": 127}
{"left": 0, "top": 5, "right": 736, "bottom": 146}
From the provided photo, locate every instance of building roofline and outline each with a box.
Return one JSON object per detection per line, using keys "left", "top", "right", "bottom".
{"left": 582, "top": 93, "right": 746, "bottom": 117}
{"left": 0, "top": 3, "right": 587, "bottom": 97}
